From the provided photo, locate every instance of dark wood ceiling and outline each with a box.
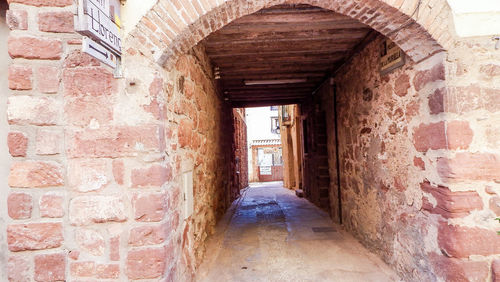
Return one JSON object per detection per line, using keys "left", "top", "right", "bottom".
{"left": 202, "top": 4, "right": 373, "bottom": 107}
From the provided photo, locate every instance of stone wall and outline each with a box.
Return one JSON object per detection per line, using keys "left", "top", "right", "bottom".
{"left": 3, "top": 1, "right": 246, "bottom": 280}
{"left": 321, "top": 34, "right": 500, "bottom": 281}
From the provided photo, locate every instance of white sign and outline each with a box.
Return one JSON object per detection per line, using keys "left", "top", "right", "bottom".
{"left": 82, "top": 37, "right": 117, "bottom": 68}
{"left": 260, "top": 166, "right": 272, "bottom": 175}
{"left": 77, "top": 0, "right": 122, "bottom": 55}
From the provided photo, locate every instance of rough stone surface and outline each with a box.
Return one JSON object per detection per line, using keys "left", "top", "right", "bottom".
{"left": 7, "top": 223, "right": 63, "bottom": 251}
{"left": 34, "top": 253, "right": 66, "bottom": 282}
{"left": 9, "top": 161, "right": 64, "bottom": 188}
{"left": 8, "top": 256, "right": 30, "bottom": 281}
{"left": 129, "top": 224, "right": 166, "bottom": 246}
{"left": 132, "top": 193, "right": 166, "bottom": 222}
{"left": 8, "top": 131, "right": 28, "bottom": 157}
{"left": 421, "top": 182, "right": 483, "bottom": 218}
{"left": 7, "top": 96, "right": 60, "bottom": 125}
{"left": 69, "top": 196, "right": 126, "bottom": 225}
{"left": 6, "top": 10, "right": 28, "bottom": 30}
{"left": 126, "top": 247, "right": 166, "bottom": 279}
{"left": 35, "top": 129, "right": 62, "bottom": 155}
{"left": 36, "top": 66, "right": 60, "bottom": 93}
{"left": 131, "top": 164, "right": 172, "bottom": 188}
{"left": 9, "top": 64, "right": 32, "bottom": 90}
{"left": 75, "top": 228, "right": 105, "bottom": 256}
{"left": 38, "top": 11, "right": 74, "bottom": 33}
{"left": 413, "top": 122, "right": 446, "bottom": 152}
{"left": 438, "top": 222, "right": 500, "bottom": 258}
{"left": 8, "top": 36, "right": 63, "bottom": 59}
{"left": 40, "top": 192, "right": 64, "bottom": 218}
{"left": 437, "top": 153, "right": 500, "bottom": 182}
{"left": 8, "top": 192, "right": 32, "bottom": 219}
{"left": 429, "top": 253, "right": 488, "bottom": 282}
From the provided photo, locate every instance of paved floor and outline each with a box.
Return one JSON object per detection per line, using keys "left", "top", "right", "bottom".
{"left": 196, "top": 182, "right": 400, "bottom": 282}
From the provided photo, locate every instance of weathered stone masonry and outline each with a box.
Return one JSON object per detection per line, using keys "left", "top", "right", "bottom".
{"left": 1, "top": 0, "right": 500, "bottom": 281}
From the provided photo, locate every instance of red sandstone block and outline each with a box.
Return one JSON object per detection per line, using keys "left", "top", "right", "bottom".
{"left": 438, "top": 221, "right": 500, "bottom": 258}
{"left": 34, "top": 253, "right": 66, "bottom": 282}
{"left": 429, "top": 253, "right": 488, "bottom": 281}
{"left": 63, "top": 67, "right": 115, "bottom": 97}
{"left": 7, "top": 96, "right": 60, "bottom": 126}
{"left": 480, "top": 64, "right": 500, "bottom": 78}
{"left": 8, "top": 0, "right": 72, "bottom": 6}
{"left": 8, "top": 131, "right": 28, "bottom": 157}
{"left": 493, "top": 260, "right": 500, "bottom": 282}
{"left": 131, "top": 164, "right": 172, "bottom": 188}
{"left": 9, "top": 65, "right": 32, "bottom": 90}
{"left": 129, "top": 224, "right": 166, "bottom": 246}
{"left": 40, "top": 192, "right": 64, "bottom": 218}
{"left": 110, "top": 236, "right": 120, "bottom": 261}
{"left": 413, "top": 156, "right": 425, "bottom": 170}
{"left": 63, "top": 50, "right": 100, "bottom": 68}
{"left": 66, "top": 125, "right": 160, "bottom": 158}
{"left": 490, "top": 196, "right": 500, "bottom": 216}
{"left": 35, "top": 129, "right": 62, "bottom": 155}
{"left": 428, "top": 88, "right": 445, "bottom": 114}
{"left": 179, "top": 118, "right": 194, "bottom": 148}
{"left": 7, "top": 223, "right": 63, "bottom": 251}
{"left": 413, "top": 121, "right": 446, "bottom": 152}
{"left": 64, "top": 95, "right": 113, "bottom": 126}
{"left": 36, "top": 66, "right": 60, "bottom": 93}
{"left": 8, "top": 192, "right": 32, "bottom": 219}
{"left": 75, "top": 228, "right": 105, "bottom": 256}
{"left": 68, "top": 159, "right": 110, "bottom": 192}
{"left": 437, "top": 153, "right": 500, "bottom": 182}
{"left": 8, "top": 256, "right": 30, "bottom": 281}
{"left": 8, "top": 36, "right": 63, "bottom": 60}
{"left": 9, "top": 161, "right": 64, "bottom": 188}
{"left": 69, "top": 195, "right": 126, "bottom": 225}
{"left": 420, "top": 181, "right": 482, "bottom": 218}
{"left": 413, "top": 63, "right": 445, "bottom": 91}
{"left": 96, "top": 264, "right": 120, "bottom": 279}
{"left": 446, "top": 120, "right": 473, "bottom": 150}
{"left": 126, "top": 247, "right": 166, "bottom": 279}
{"left": 38, "top": 11, "right": 74, "bottom": 33}
{"left": 132, "top": 193, "right": 167, "bottom": 222}
{"left": 6, "top": 10, "right": 28, "bottom": 30}
{"left": 70, "top": 261, "right": 95, "bottom": 277}
{"left": 394, "top": 73, "right": 410, "bottom": 97}
{"left": 112, "top": 160, "right": 124, "bottom": 185}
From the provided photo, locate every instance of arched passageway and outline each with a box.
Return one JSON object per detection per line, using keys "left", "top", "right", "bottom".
{"left": 2, "top": 0, "right": 500, "bottom": 281}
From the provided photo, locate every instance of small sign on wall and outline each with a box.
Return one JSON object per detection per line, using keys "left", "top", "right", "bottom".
{"left": 259, "top": 166, "right": 272, "bottom": 175}
{"left": 380, "top": 39, "right": 405, "bottom": 75}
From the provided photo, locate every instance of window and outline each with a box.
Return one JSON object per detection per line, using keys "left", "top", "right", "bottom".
{"left": 271, "top": 117, "right": 280, "bottom": 134}
{"left": 270, "top": 106, "right": 278, "bottom": 111}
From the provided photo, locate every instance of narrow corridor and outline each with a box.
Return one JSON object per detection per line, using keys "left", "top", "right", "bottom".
{"left": 197, "top": 182, "right": 399, "bottom": 281}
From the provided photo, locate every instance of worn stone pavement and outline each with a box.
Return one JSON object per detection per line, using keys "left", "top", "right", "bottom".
{"left": 196, "top": 182, "right": 400, "bottom": 282}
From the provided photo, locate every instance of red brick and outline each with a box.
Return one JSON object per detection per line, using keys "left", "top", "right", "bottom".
{"left": 63, "top": 67, "right": 116, "bottom": 97}
{"left": 394, "top": 73, "right": 410, "bottom": 96}
{"left": 9, "top": 161, "right": 64, "bottom": 188}
{"left": 131, "top": 164, "right": 173, "bottom": 188}
{"left": 68, "top": 159, "right": 110, "bottom": 192}
{"left": 421, "top": 181, "right": 483, "bottom": 218}
{"left": 63, "top": 50, "right": 100, "bottom": 68}
{"left": 428, "top": 88, "right": 445, "bottom": 114}
{"left": 7, "top": 223, "right": 63, "bottom": 251}
{"left": 8, "top": 192, "right": 32, "bottom": 219}
{"left": 34, "top": 253, "right": 66, "bottom": 282}
{"left": 429, "top": 253, "right": 488, "bottom": 282}
{"left": 413, "top": 63, "right": 445, "bottom": 91}
{"left": 40, "top": 192, "right": 64, "bottom": 218}
{"left": 7, "top": 96, "right": 60, "bottom": 125}
{"left": 35, "top": 129, "right": 62, "bottom": 155}
{"left": 490, "top": 196, "right": 500, "bottom": 216}
{"left": 8, "top": 256, "right": 30, "bottom": 281}
{"left": 179, "top": 118, "right": 194, "bottom": 148}
{"left": 480, "top": 64, "right": 500, "bottom": 78}
{"left": 8, "top": 36, "right": 63, "bottom": 60}
{"left": 8, "top": 0, "right": 72, "bottom": 6}
{"left": 438, "top": 222, "right": 500, "bottom": 258}
{"left": 69, "top": 195, "right": 126, "bottom": 225}
{"left": 38, "top": 11, "right": 74, "bottom": 33}
{"left": 66, "top": 125, "right": 160, "bottom": 158}
{"left": 110, "top": 236, "right": 120, "bottom": 261}
{"left": 8, "top": 131, "right": 28, "bottom": 157}
{"left": 413, "top": 121, "right": 446, "bottom": 152}
{"left": 112, "top": 160, "right": 125, "bottom": 185}
{"left": 129, "top": 224, "right": 166, "bottom": 246}
{"left": 6, "top": 10, "right": 28, "bottom": 30}
{"left": 75, "top": 228, "right": 105, "bottom": 256}
{"left": 126, "top": 247, "right": 166, "bottom": 279}
{"left": 70, "top": 261, "right": 95, "bottom": 277}
{"left": 493, "top": 259, "right": 500, "bottom": 282}
{"left": 132, "top": 193, "right": 167, "bottom": 222}
{"left": 97, "top": 264, "right": 120, "bottom": 279}
{"left": 9, "top": 65, "right": 32, "bottom": 90}
{"left": 64, "top": 95, "right": 114, "bottom": 126}
{"left": 437, "top": 153, "right": 500, "bottom": 182}
{"left": 36, "top": 66, "right": 60, "bottom": 93}
{"left": 446, "top": 120, "right": 473, "bottom": 150}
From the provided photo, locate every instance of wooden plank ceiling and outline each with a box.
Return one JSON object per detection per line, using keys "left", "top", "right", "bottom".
{"left": 202, "top": 4, "right": 373, "bottom": 107}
